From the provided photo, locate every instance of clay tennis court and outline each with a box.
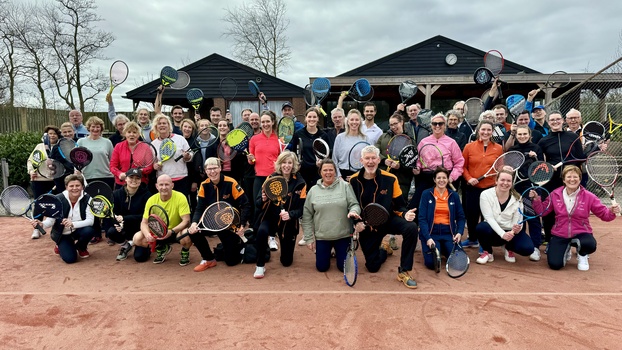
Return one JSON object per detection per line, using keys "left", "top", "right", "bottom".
{"left": 1, "top": 216, "right": 620, "bottom": 349}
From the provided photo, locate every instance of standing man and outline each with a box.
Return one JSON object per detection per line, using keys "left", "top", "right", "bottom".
{"left": 281, "top": 102, "right": 304, "bottom": 133}
{"left": 241, "top": 108, "right": 253, "bottom": 123}
{"left": 399, "top": 103, "right": 430, "bottom": 146}
{"left": 361, "top": 102, "right": 383, "bottom": 145}
{"left": 209, "top": 107, "right": 223, "bottom": 126}
{"left": 69, "top": 110, "right": 89, "bottom": 139}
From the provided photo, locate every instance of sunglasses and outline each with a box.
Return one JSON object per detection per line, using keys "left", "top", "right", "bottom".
{"left": 431, "top": 122, "right": 445, "bottom": 127}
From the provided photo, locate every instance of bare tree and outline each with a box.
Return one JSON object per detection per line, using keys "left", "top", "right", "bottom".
{"left": 222, "top": 0, "right": 291, "bottom": 77}
{"left": 0, "top": 0, "right": 23, "bottom": 106}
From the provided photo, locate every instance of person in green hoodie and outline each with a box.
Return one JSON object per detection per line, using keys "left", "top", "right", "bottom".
{"left": 301, "top": 158, "right": 361, "bottom": 273}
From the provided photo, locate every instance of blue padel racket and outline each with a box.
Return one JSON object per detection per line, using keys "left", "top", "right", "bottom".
{"left": 186, "top": 88, "right": 204, "bottom": 112}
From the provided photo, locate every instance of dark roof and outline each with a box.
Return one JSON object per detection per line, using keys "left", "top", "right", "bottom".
{"left": 338, "top": 35, "right": 540, "bottom": 77}
{"left": 124, "top": 53, "right": 303, "bottom": 105}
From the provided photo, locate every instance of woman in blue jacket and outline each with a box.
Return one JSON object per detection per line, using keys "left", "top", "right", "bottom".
{"left": 418, "top": 167, "right": 466, "bottom": 270}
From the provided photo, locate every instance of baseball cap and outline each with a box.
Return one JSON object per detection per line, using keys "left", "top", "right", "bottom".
{"left": 126, "top": 168, "right": 142, "bottom": 178}
{"left": 281, "top": 102, "right": 293, "bottom": 110}
{"left": 533, "top": 105, "right": 546, "bottom": 111}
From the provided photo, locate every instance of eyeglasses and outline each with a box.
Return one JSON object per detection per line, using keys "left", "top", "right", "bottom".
{"left": 205, "top": 167, "right": 220, "bottom": 172}
{"left": 431, "top": 122, "right": 445, "bottom": 127}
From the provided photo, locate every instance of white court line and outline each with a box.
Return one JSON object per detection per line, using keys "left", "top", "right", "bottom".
{"left": 2, "top": 291, "right": 622, "bottom": 296}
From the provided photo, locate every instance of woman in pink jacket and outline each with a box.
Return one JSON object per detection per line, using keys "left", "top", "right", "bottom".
{"left": 532, "top": 165, "right": 620, "bottom": 271}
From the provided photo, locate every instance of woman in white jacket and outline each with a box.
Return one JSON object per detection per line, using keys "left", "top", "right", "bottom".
{"left": 475, "top": 169, "right": 534, "bottom": 264}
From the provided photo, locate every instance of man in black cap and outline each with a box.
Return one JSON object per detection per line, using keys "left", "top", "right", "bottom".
{"left": 282, "top": 102, "right": 304, "bottom": 133}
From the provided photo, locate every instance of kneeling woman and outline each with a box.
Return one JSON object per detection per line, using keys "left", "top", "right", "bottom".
{"left": 417, "top": 167, "right": 465, "bottom": 270}
{"left": 187, "top": 158, "right": 251, "bottom": 272}
{"left": 532, "top": 165, "right": 620, "bottom": 271}
{"left": 254, "top": 151, "right": 307, "bottom": 278}
{"left": 301, "top": 159, "right": 361, "bottom": 272}
{"left": 33, "top": 174, "right": 95, "bottom": 263}
{"left": 476, "top": 170, "right": 533, "bottom": 264}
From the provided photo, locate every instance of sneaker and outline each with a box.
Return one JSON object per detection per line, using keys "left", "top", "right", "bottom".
{"left": 31, "top": 229, "right": 41, "bottom": 239}
{"left": 380, "top": 241, "right": 393, "bottom": 256}
{"left": 268, "top": 236, "right": 278, "bottom": 251}
{"left": 397, "top": 269, "right": 417, "bottom": 289}
{"left": 54, "top": 245, "right": 59, "bottom": 255}
{"left": 564, "top": 245, "right": 572, "bottom": 265}
{"left": 577, "top": 254, "right": 589, "bottom": 271}
{"left": 179, "top": 249, "right": 190, "bottom": 266}
{"left": 476, "top": 251, "right": 494, "bottom": 264}
{"left": 461, "top": 239, "right": 480, "bottom": 248}
{"left": 529, "top": 248, "right": 541, "bottom": 261}
{"left": 254, "top": 266, "right": 265, "bottom": 279}
{"left": 389, "top": 236, "right": 399, "bottom": 251}
{"left": 298, "top": 238, "right": 306, "bottom": 246}
{"left": 78, "top": 249, "right": 90, "bottom": 258}
{"left": 194, "top": 259, "right": 217, "bottom": 272}
{"left": 107, "top": 238, "right": 116, "bottom": 246}
{"left": 89, "top": 237, "right": 103, "bottom": 245}
{"left": 116, "top": 243, "right": 133, "bottom": 261}
{"left": 153, "top": 244, "right": 172, "bottom": 264}
{"left": 504, "top": 248, "right": 516, "bottom": 263}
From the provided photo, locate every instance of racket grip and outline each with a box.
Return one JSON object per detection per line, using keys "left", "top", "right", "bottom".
{"left": 241, "top": 235, "right": 248, "bottom": 243}
{"left": 612, "top": 198, "right": 621, "bottom": 217}
{"left": 552, "top": 161, "right": 563, "bottom": 170}
{"left": 476, "top": 175, "right": 485, "bottom": 181}
{"left": 174, "top": 153, "right": 184, "bottom": 162}
{"left": 35, "top": 224, "right": 46, "bottom": 235}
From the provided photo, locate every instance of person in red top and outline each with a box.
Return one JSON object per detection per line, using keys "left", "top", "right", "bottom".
{"left": 109, "top": 121, "right": 154, "bottom": 189}
{"left": 461, "top": 120, "right": 504, "bottom": 248}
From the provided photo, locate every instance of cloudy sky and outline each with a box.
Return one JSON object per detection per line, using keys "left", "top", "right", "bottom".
{"left": 37, "top": 0, "right": 622, "bottom": 111}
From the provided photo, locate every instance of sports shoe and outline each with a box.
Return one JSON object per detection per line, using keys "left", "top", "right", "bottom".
{"left": 116, "top": 243, "right": 133, "bottom": 261}
{"left": 389, "top": 235, "right": 399, "bottom": 251}
{"left": 504, "top": 248, "right": 516, "bottom": 263}
{"left": 31, "top": 229, "right": 41, "bottom": 239}
{"left": 577, "top": 254, "right": 589, "bottom": 271}
{"left": 380, "top": 241, "right": 393, "bottom": 256}
{"left": 194, "top": 259, "right": 217, "bottom": 272}
{"left": 529, "top": 248, "right": 541, "bottom": 261}
{"left": 397, "top": 269, "right": 417, "bottom": 289}
{"left": 268, "top": 236, "right": 278, "bottom": 251}
{"left": 89, "top": 237, "right": 103, "bottom": 245}
{"left": 153, "top": 244, "right": 172, "bottom": 264}
{"left": 254, "top": 266, "right": 265, "bottom": 279}
{"left": 461, "top": 239, "right": 479, "bottom": 248}
{"left": 564, "top": 245, "right": 572, "bottom": 265}
{"left": 54, "top": 245, "right": 59, "bottom": 255}
{"left": 107, "top": 238, "right": 116, "bottom": 246}
{"left": 179, "top": 248, "right": 190, "bottom": 266}
{"left": 298, "top": 238, "right": 306, "bottom": 246}
{"left": 78, "top": 249, "right": 90, "bottom": 258}
{"left": 476, "top": 251, "right": 494, "bottom": 264}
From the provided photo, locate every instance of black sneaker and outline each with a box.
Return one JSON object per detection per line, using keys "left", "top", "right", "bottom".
{"left": 153, "top": 244, "right": 172, "bottom": 264}
{"left": 116, "top": 243, "right": 133, "bottom": 261}
{"left": 179, "top": 248, "right": 190, "bottom": 266}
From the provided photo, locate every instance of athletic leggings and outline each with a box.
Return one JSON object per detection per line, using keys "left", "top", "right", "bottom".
{"left": 255, "top": 216, "right": 296, "bottom": 268}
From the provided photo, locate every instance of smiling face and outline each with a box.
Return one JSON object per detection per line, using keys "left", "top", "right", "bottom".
{"left": 205, "top": 163, "right": 221, "bottom": 183}
{"left": 548, "top": 113, "right": 564, "bottom": 132}
{"left": 66, "top": 180, "right": 83, "bottom": 200}
{"left": 320, "top": 162, "right": 337, "bottom": 185}
{"left": 563, "top": 168, "right": 582, "bottom": 192}
{"left": 347, "top": 113, "right": 361, "bottom": 133}
{"left": 181, "top": 121, "right": 194, "bottom": 138}
{"left": 260, "top": 114, "right": 273, "bottom": 133}
{"left": 249, "top": 113, "right": 260, "bottom": 131}
{"left": 137, "top": 109, "right": 150, "bottom": 125}
{"left": 217, "top": 120, "right": 230, "bottom": 137}
{"left": 47, "top": 129, "right": 59, "bottom": 144}
{"left": 88, "top": 123, "right": 102, "bottom": 138}
{"left": 495, "top": 172, "right": 514, "bottom": 193}
{"left": 407, "top": 105, "right": 420, "bottom": 121}
{"left": 515, "top": 126, "right": 531, "bottom": 144}
{"left": 430, "top": 116, "right": 445, "bottom": 136}
{"left": 61, "top": 126, "right": 74, "bottom": 140}
{"left": 361, "top": 150, "right": 380, "bottom": 173}
{"left": 478, "top": 123, "right": 493, "bottom": 142}
{"left": 332, "top": 111, "right": 344, "bottom": 129}
{"left": 447, "top": 115, "right": 459, "bottom": 129}
{"left": 171, "top": 107, "right": 184, "bottom": 123}
{"left": 389, "top": 116, "right": 403, "bottom": 135}
{"left": 434, "top": 171, "right": 448, "bottom": 190}
{"left": 305, "top": 110, "right": 319, "bottom": 128}
{"left": 364, "top": 106, "right": 376, "bottom": 121}
{"left": 494, "top": 107, "right": 507, "bottom": 124}
{"left": 280, "top": 157, "right": 294, "bottom": 177}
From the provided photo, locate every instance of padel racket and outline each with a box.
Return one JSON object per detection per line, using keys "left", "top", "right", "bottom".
{"left": 147, "top": 204, "right": 169, "bottom": 252}
{"left": 347, "top": 141, "right": 370, "bottom": 171}
{"left": 157, "top": 138, "right": 176, "bottom": 166}
{"left": 85, "top": 180, "right": 114, "bottom": 201}
{"left": 608, "top": 113, "right": 622, "bottom": 136}
{"left": 342, "top": 78, "right": 373, "bottom": 103}
{"left": 361, "top": 203, "right": 389, "bottom": 229}
{"left": 248, "top": 80, "right": 260, "bottom": 98}
{"left": 220, "top": 77, "right": 238, "bottom": 111}
{"left": 186, "top": 88, "right": 204, "bottom": 112}
{"left": 518, "top": 186, "right": 550, "bottom": 224}
{"left": 312, "top": 138, "right": 330, "bottom": 161}
{"left": 586, "top": 151, "right": 620, "bottom": 215}
{"left": 170, "top": 71, "right": 190, "bottom": 90}
{"left": 226, "top": 123, "right": 253, "bottom": 159}
{"left": 473, "top": 67, "right": 494, "bottom": 85}
{"left": 399, "top": 80, "right": 417, "bottom": 104}
{"left": 130, "top": 141, "right": 157, "bottom": 170}
{"left": 398, "top": 145, "right": 418, "bottom": 168}
{"left": 29, "top": 149, "right": 46, "bottom": 169}
{"left": 311, "top": 77, "right": 330, "bottom": 116}
{"left": 108, "top": 60, "right": 129, "bottom": 95}
{"left": 543, "top": 70, "right": 571, "bottom": 91}
{"left": 150, "top": 66, "right": 178, "bottom": 93}
{"left": 430, "top": 243, "right": 441, "bottom": 273}
{"left": 88, "top": 194, "right": 119, "bottom": 224}
{"left": 446, "top": 242, "right": 470, "bottom": 278}
{"left": 303, "top": 84, "right": 315, "bottom": 107}
{"left": 506, "top": 94, "right": 526, "bottom": 118}
{"left": 177, "top": 202, "right": 248, "bottom": 242}
{"left": 277, "top": 116, "right": 295, "bottom": 145}
{"left": 477, "top": 151, "right": 525, "bottom": 181}
{"left": 69, "top": 147, "right": 93, "bottom": 172}
{"left": 175, "top": 126, "right": 218, "bottom": 161}
{"left": 386, "top": 134, "right": 412, "bottom": 171}
{"left": 263, "top": 176, "right": 288, "bottom": 208}
{"left": 0, "top": 185, "right": 46, "bottom": 235}
{"left": 344, "top": 231, "right": 359, "bottom": 287}
{"left": 37, "top": 159, "right": 66, "bottom": 179}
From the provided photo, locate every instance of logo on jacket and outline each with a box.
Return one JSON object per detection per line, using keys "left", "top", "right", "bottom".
{"left": 223, "top": 194, "right": 231, "bottom": 199}
{"left": 380, "top": 189, "right": 388, "bottom": 195}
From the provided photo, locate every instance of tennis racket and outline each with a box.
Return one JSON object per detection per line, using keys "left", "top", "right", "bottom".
{"left": 347, "top": 141, "right": 370, "bottom": 171}
{"left": 586, "top": 151, "right": 620, "bottom": 215}
{"left": 343, "top": 230, "right": 359, "bottom": 287}
{"left": 518, "top": 186, "right": 551, "bottom": 224}
{"left": 217, "top": 141, "right": 237, "bottom": 162}
{"left": 69, "top": 147, "right": 93, "bottom": 172}
{"left": 430, "top": 243, "right": 441, "bottom": 273}
{"left": 186, "top": 88, "right": 204, "bottom": 112}
{"left": 398, "top": 145, "right": 418, "bottom": 168}
{"left": 506, "top": 94, "right": 526, "bottom": 118}
{"left": 108, "top": 60, "right": 129, "bottom": 95}
{"left": 57, "top": 138, "right": 77, "bottom": 162}
{"left": 477, "top": 151, "right": 525, "bottom": 181}
{"left": 552, "top": 136, "right": 587, "bottom": 170}
{"left": 170, "top": 71, "right": 190, "bottom": 90}
{"left": 130, "top": 141, "right": 157, "bottom": 170}
{"left": 88, "top": 194, "right": 120, "bottom": 224}
{"left": 220, "top": 77, "right": 238, "bottom": 112}
{"left": 484, "top": 50, "right": 504, "bottom": 77}
{"left": 464, "top": 97, "right": 483, "bottom": 134}
{"left": 277, "top": 116, "right": 295, "bottom": 146}
{"left": 303, "top": 84, "right": 315, "bottom": 107}
{"left": 311, "top": 77, "right": 330, "bottom": 116}
{"left": 312, "top": 138, "right": 330, "bottom": 161}
{"left": 157, "top": 138, "right": 176, "bottom": 166}
{"left": 37, "top": 159, "right": 66, "bottom": 179}
{"left": 0, "top": 185, "right": 47, "bottom": 235}
{"left": 147, "top": 204, "right": 169, "bottom": 252}
{"left": 543, "top": 70, "right": 571, "bottom": 91}
{"left": 419, "top": 143, "right": 456, "bottom": 190}
{"left": 386, "top": 134, "right": 412, "bottom": 171}
{"left": 150, "top": 66, "right": 178, "bottom": 93}
{"left": 177, "top": 202, "right": 248, "bottom": 242}
{"left": 608, "top": 113, "right": 622, "bottom": 136}
{"left": 446, "top": 242, "right": 470, "bottom": 278}
{"left": 399, "top": 80, "right": 417, "bottom": 104}
{"left": 361, "top": 203, "right": 389, "bottom": 230}
{"left": 174, "top": 126, "right": 218, "bottom": 162}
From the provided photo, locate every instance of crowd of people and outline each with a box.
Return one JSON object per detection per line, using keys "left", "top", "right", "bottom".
{"left": 26, "top": 85, "right": 620, "bottom": 289}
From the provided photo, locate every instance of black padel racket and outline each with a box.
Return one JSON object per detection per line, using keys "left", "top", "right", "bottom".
{"left": 361, "top": 203, "right": 389, "bottom": 229}
{"left": 187, "top": 88, "right": 204, "bottom": 112}
{"left": 312, "top": 77, "right": 330, "bottom": 116}
{"left": 386, "top": 134, "right": 412, "bottom": 171}
{"left": 177, "top": 201, "right": 248, "bottom": 242}
{"left": 150, "top": 66, "right": 178, "bottom": 93}
{"left": 398, "top": 145, "right": 418, "bottom": 168}
{"left": 85, "top": 180, "right": 114, "bottom": 201}
{"left": 431, "top": 243, "right": 441, "bottom": 273}
{"left": 88, "top": 194, "right": 119, "bottom": 224}
{"left": 70, "top": 147, "right": 93, "bottom": 172}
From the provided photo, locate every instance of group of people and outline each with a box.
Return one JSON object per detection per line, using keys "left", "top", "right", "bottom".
{"left": 26, "top": 85, "right": 620, "bottom": 288}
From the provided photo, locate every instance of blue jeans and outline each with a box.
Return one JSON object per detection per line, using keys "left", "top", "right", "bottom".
{"left": 57, "top": 226, "right": 95, "bottom": 264}
{"left": 315, "top": 237, "right": 351, "bottom": 272}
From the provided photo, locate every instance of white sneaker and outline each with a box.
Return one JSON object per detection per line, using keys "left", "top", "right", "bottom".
{"left": 298, "top": 238, "right": 306, "bottom": 246}
{"left": 268, "top": 237, "right": 278, "bottom": 251}
{"left": 253, "top": 266, "right": 265, "bottom": 279}
{"left": 577, "top": 254, "right": 589, "bottom": 271}
{"left": 529, "top": 248, "right": 541, "bottom": 261}
{"left": 31, "top": 229, "right": 41, "bottom": 239}
{"left": 476, "top": 251, "right": 494, "bottom": 264}
{"left": 504, "top": 248, "right": 516, "bottom": 263}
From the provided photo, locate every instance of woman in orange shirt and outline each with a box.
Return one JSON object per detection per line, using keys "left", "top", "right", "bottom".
{"left": 460, "top": 120, "right": 503, "bottom": 248}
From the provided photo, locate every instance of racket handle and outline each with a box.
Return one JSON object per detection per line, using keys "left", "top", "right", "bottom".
{"left": 35, "top": 223, "right": 46, "bottom": 235}
{"left": 241, "top": 235, "right": 248, "bottom": 243}
{"left": 174, "top": 153, "right": 184, "bottom": 162}
{"left": 449, "top": 183, "right": 456, "bottom": 191}
{"left": 552, "top": 161, "right": 563, "bottom": 170}
{"left": 476, "top": 175, "right": 485, "bottom": 181}
{"left": 612, "top": 198, "right": 621, "bottom": 217}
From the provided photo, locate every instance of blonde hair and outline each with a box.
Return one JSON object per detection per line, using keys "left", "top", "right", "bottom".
{"left": 562, "top": 165, "right": 582, "bottom": 179}
{"left": 85, "top": 116, "right": 105, "bottom": 129}
{"left": 151, "top": 114, "right": 173, "bottom": 138}
{"left": 274, "top": 150, "right": 300, "bottom": 174}
{"left": 123, "top": 121, "right": 140, "bottom": 135}
{"left": 204, "top": 157, "right": 221, "bottom": 168}
{"left": 345, "top": 109, "right": 366, "bottom": 138}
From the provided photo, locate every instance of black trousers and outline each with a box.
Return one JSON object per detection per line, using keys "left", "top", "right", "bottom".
{"left": 358, "top": 215, "right": 418, "bottom": 273}
{"left": 190, "top": 229, "right": 244, "bottom": 267}
{"left": 255, "top": 216, "right": 297, "bottom": 267}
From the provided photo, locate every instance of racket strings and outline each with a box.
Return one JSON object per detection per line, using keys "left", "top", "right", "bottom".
{"left": 1, "top": 187, "right": 31, "bottom": 215}
{"left": 387, "top": 136, "right": 412, "bottom": 158}
{"left": 147, "top": 216, "right": 167, "bottom": 238}
{"left": 170, "top": 71, "right": 190, "bottom": 89}
{"left": 447, "top": 250, "right": 469, "bottom": 276}
{"left": 110, "top": 61, "right": 129, "bottom": 84}
{"left": 494, "top": 152, "right": 525, "bottom": 172}
{"left": 586, "top": 155, "right": 618, "bottom": 186}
